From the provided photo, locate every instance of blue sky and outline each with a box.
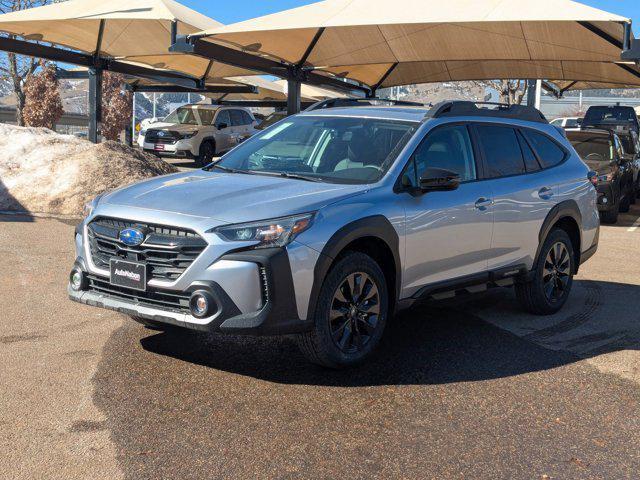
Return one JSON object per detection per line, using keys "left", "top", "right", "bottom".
{"left": 181, "top": 0, "right": 639, "bottom": 34}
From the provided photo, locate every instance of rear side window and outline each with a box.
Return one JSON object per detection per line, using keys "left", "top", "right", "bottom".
{"left": 525, "top": 131, "right": 566, "bottom": 168}
{"left": 241, "top": 111, "right": 253, "bottom": 125}
{"left": 476, "top": 125, "right": 526, "bottom": 178}
{"left": 229, "top": 110, "right": 244, "bottom": 127}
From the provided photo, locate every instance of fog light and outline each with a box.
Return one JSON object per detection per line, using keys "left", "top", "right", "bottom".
{"left": 70, "top": 268, "right": 86, "bottom": 291}
{"left": 602, "top": 197, "right": 608, "bottom": 204}
{"left": 189, "top": 291, "right": 215, "bottom": 319}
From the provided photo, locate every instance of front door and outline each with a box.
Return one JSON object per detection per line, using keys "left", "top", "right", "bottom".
{"left": 214, "top": 110, "right": 233, "bottom": 152}
{"left": 400, "top": 123, "right": 494, "bottom": 297}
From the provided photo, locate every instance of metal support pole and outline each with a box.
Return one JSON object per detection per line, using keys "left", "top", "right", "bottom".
{"left": 131, "top": 92, "right": 136, "bottom": 145}
{"left": 88, "top": 67, "right": 103, "bottom": 143}
{"left": 526, "top": 79, "right": 538, "bottom": 108}
{"left": 152, "top": 92, "right": 157, "bottom": 118}
{"left": 535, "top": 79, "right": 542, "bottom": 110}
{"left": 287, "top": 78, "right": 301, "bottom": 115}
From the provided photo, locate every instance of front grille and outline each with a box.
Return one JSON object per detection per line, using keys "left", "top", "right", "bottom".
{"left": 87, "top": 217, "right": 207, "bottom": 282}
{"left": 145, "top": 129, "right": 180, "bottom": 144}
{"left": 87, "top": 275, "right": 190, "bottom": 313}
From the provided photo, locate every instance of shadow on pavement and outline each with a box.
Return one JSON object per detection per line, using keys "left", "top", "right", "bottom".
{"left": 139, "top": 278, "right": 640, "bottom": 387}
{"left": 139, "top": 303, "right": 580, "bottom": 387}
{"left": 0, "top": 179, "right": 33, "bottom": 222}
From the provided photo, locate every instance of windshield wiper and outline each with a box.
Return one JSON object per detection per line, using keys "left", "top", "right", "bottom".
{"left": 208, "top": 164, "right": 253, "bottom": 175}
{"left": 250, "top": 171, "right": 323, "bottom": 182}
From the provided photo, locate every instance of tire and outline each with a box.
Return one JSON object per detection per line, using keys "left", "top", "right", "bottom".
{"left": 600, "top": 208, "right": 619, "bottom": 224}
{"left": 296, "top": 252, "right": 389, "bottom": 369}
{"left": 130, "top": 316, "right": 182, "bottom": 332}
{"left": 515, "top": 228, "right": 575, "bottom": 315}
{"left": 619, "top": 192, "right": 631, "bottom": 213}
{"left": 196, "top": 140, "right": 216, "bottom": 167}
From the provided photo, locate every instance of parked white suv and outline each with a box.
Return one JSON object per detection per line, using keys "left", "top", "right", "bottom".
{"left": 138, "top": 104, "right": 259, "bottom": 166}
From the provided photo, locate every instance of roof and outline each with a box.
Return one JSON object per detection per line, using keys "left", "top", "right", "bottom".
{"left": 192, "top": 0, "right": 635, "bottom": 89}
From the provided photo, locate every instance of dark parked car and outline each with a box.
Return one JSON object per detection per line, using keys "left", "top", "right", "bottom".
{"left": 567, "top": 129, "right": 634, "bottom": 223}
{"left": 616, "top": 127, "right": 640, "bottom": 199}
{"left": 582, "top": 105, "right": 640, "bottom": 135}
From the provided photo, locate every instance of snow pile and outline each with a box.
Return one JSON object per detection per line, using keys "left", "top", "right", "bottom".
{"left": 0, "top": 124, "right": 177, "bottom": 216}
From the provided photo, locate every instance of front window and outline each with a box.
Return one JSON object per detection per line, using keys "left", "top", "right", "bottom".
{"left": 164, "top": 107, "right": 199, "bottom": 125}
{"left": 209, "top": 116, "right": 418, "bottom": 184}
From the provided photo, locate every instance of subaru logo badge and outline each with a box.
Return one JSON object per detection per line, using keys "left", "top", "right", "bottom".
{"left": 119, "top": 228, "right": 145, "bottom": 246}
{"left": 157, "top": 131, "right": 166, "bottom": 137}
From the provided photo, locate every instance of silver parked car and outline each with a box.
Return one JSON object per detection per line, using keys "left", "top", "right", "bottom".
{"left": 70, "top": 101, "right": 599, "bottom": 368}
{"left": 138, "top": 104, "right": 259, "bottom": 166}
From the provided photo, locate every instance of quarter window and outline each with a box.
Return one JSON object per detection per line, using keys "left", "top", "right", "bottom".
{"left": 517, "top": 131, "right": 541, "bottom": 173}
{"left": 525, "top": 130, "right": 566, "bottom": 168}
{"left": 409, "top": 124, "right": 477, "bottom": 185}
{"left": 476, "top": 125, "right": 526, "bottom": 177}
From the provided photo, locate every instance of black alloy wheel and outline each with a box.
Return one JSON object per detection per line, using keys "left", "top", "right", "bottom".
{"left": 329, "top": 272, "right": 381, "bottom": 354}
{"left": 542, "top": 241, "right": 571, "bottom": 303}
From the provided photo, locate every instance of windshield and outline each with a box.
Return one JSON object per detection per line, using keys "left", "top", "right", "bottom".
{"left": 567, "top": 132, "right": 614, "bottom": 162}
{"left": 209, "top": 116, "right": 418, "bottom": 184}
{"left": 164, "top": 107, "right": 199, "bottom": 125}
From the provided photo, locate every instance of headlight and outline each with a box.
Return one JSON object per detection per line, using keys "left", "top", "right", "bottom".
{"left": 212, "top": 213, "right": 315, "bottom": 249}
{"left": 180, "top": 132, "right": 197, "bottom": 139}
{"left": 82, "top": 194, "right": 103, "bottom": 219}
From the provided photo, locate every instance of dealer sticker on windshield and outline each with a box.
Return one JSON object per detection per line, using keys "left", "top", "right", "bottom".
{"left": 110, "top": 259, "right": 147, "bottom": 291}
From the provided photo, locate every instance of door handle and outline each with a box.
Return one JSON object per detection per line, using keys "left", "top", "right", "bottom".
{"left": 475, "top": 197, "right": 494, "bottom": 210}
{"left": 538, "top": 187, "right": 554, "bottom": 199}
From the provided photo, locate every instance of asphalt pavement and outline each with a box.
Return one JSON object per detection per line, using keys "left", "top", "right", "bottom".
{"left": 2, "top": 207, "right": 640, "bottom": 479}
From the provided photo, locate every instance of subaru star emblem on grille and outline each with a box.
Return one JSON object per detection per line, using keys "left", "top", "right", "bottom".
{"left": 119, "top": 228, "right": 145, "bottom": 246}
{"left": 157, "top": 131, "right": 166, "bottom": 137}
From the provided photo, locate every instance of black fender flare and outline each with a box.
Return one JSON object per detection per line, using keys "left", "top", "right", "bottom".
{"left": 535, "top": 200, "right": 582, "bottom": 271}
{"left": 306, "top": 215, "right": 402, "bottom": 319}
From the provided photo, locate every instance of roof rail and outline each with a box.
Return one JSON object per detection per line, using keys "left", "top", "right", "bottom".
{"left": 427, "top": 101, "right": 548, "bottom": 124}
{"left": 305, "top": 97, "right": 424, "bottom": 112}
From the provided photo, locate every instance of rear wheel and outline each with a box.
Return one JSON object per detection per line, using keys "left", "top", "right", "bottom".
{"left": 297, "top": 252, "right": 388, "bottom": 368}
{"left": 515, "top": 228, "right": 574, "bottom": 315}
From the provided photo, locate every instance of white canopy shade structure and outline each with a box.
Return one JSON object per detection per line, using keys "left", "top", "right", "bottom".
{"left": 173, "top": 0, "right": 640, "bottom": 110}
{"left": 0, "top": 0, "right": 256, "bottom": 82}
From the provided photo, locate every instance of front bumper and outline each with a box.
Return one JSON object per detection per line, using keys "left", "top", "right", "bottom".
{"left": 596, "top": 182, "right": 617, "bottom": 212}
{"left": 69, "top": 247, "right": 314, "bottom": 336}
{"left": 142, "top": 139, "right": 196, "bottom": 157}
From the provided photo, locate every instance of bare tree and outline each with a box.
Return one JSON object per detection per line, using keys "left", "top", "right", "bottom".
{"left": 473, "top": 80, "right": 529, "bottom": 105}
{"left": 0, "top": 0, "right": 62, "bottom": 125}
{"left": 23, "top": 61, "right": 62, "bottom": 129}
{"left": 101, "top": 72, "right": 132, "bottom": 141}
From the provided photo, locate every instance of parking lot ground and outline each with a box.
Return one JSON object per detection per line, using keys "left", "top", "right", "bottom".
{"left": 3, "top": 207, "right": 640, "bottom": 479}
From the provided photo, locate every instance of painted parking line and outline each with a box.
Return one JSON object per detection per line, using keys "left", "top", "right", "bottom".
{"left": 627, "top": 217, "right": 640, "bottom": 232}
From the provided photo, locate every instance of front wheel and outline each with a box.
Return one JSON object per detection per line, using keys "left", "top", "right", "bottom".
{"left": 296, "top": 252, "right": 388, "bottom": 368}
{"left": 515, "top": 228, "right": 574, "bottom": 315}
{"left": 195, "top": 141, "right": 215, "bottom": 167}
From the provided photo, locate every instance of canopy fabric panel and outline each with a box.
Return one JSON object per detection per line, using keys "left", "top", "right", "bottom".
{"left": 194, "top": 0, "right": 633, "bottom": 89}
{"left": 0, "top": 0, "right": 257, "bottom": 80}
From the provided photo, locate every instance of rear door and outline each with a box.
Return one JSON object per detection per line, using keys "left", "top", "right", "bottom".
{"left": 477, "top": 124, "right": 561, "bottom": 271}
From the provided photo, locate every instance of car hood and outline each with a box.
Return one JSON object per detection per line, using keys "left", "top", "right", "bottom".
{"left": 145, "top": 123, "right": 200, "bottom": 134}
{"left": 101, "top": 171, "right": 368, "bottom": 223}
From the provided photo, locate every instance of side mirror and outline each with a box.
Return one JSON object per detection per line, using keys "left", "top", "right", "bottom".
{"left": 419, "top": 168, "right": 461, "bottom": 192}
{"left": 217, "top": 122, "right": 228, "bottom": 130}
{"left": 577, "top": 118, "right": 583, "bottom": 125}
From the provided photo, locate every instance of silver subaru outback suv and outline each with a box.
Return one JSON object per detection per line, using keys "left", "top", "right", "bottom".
{"left": 69, "top": 101, "right": 599, "bottom": 368}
